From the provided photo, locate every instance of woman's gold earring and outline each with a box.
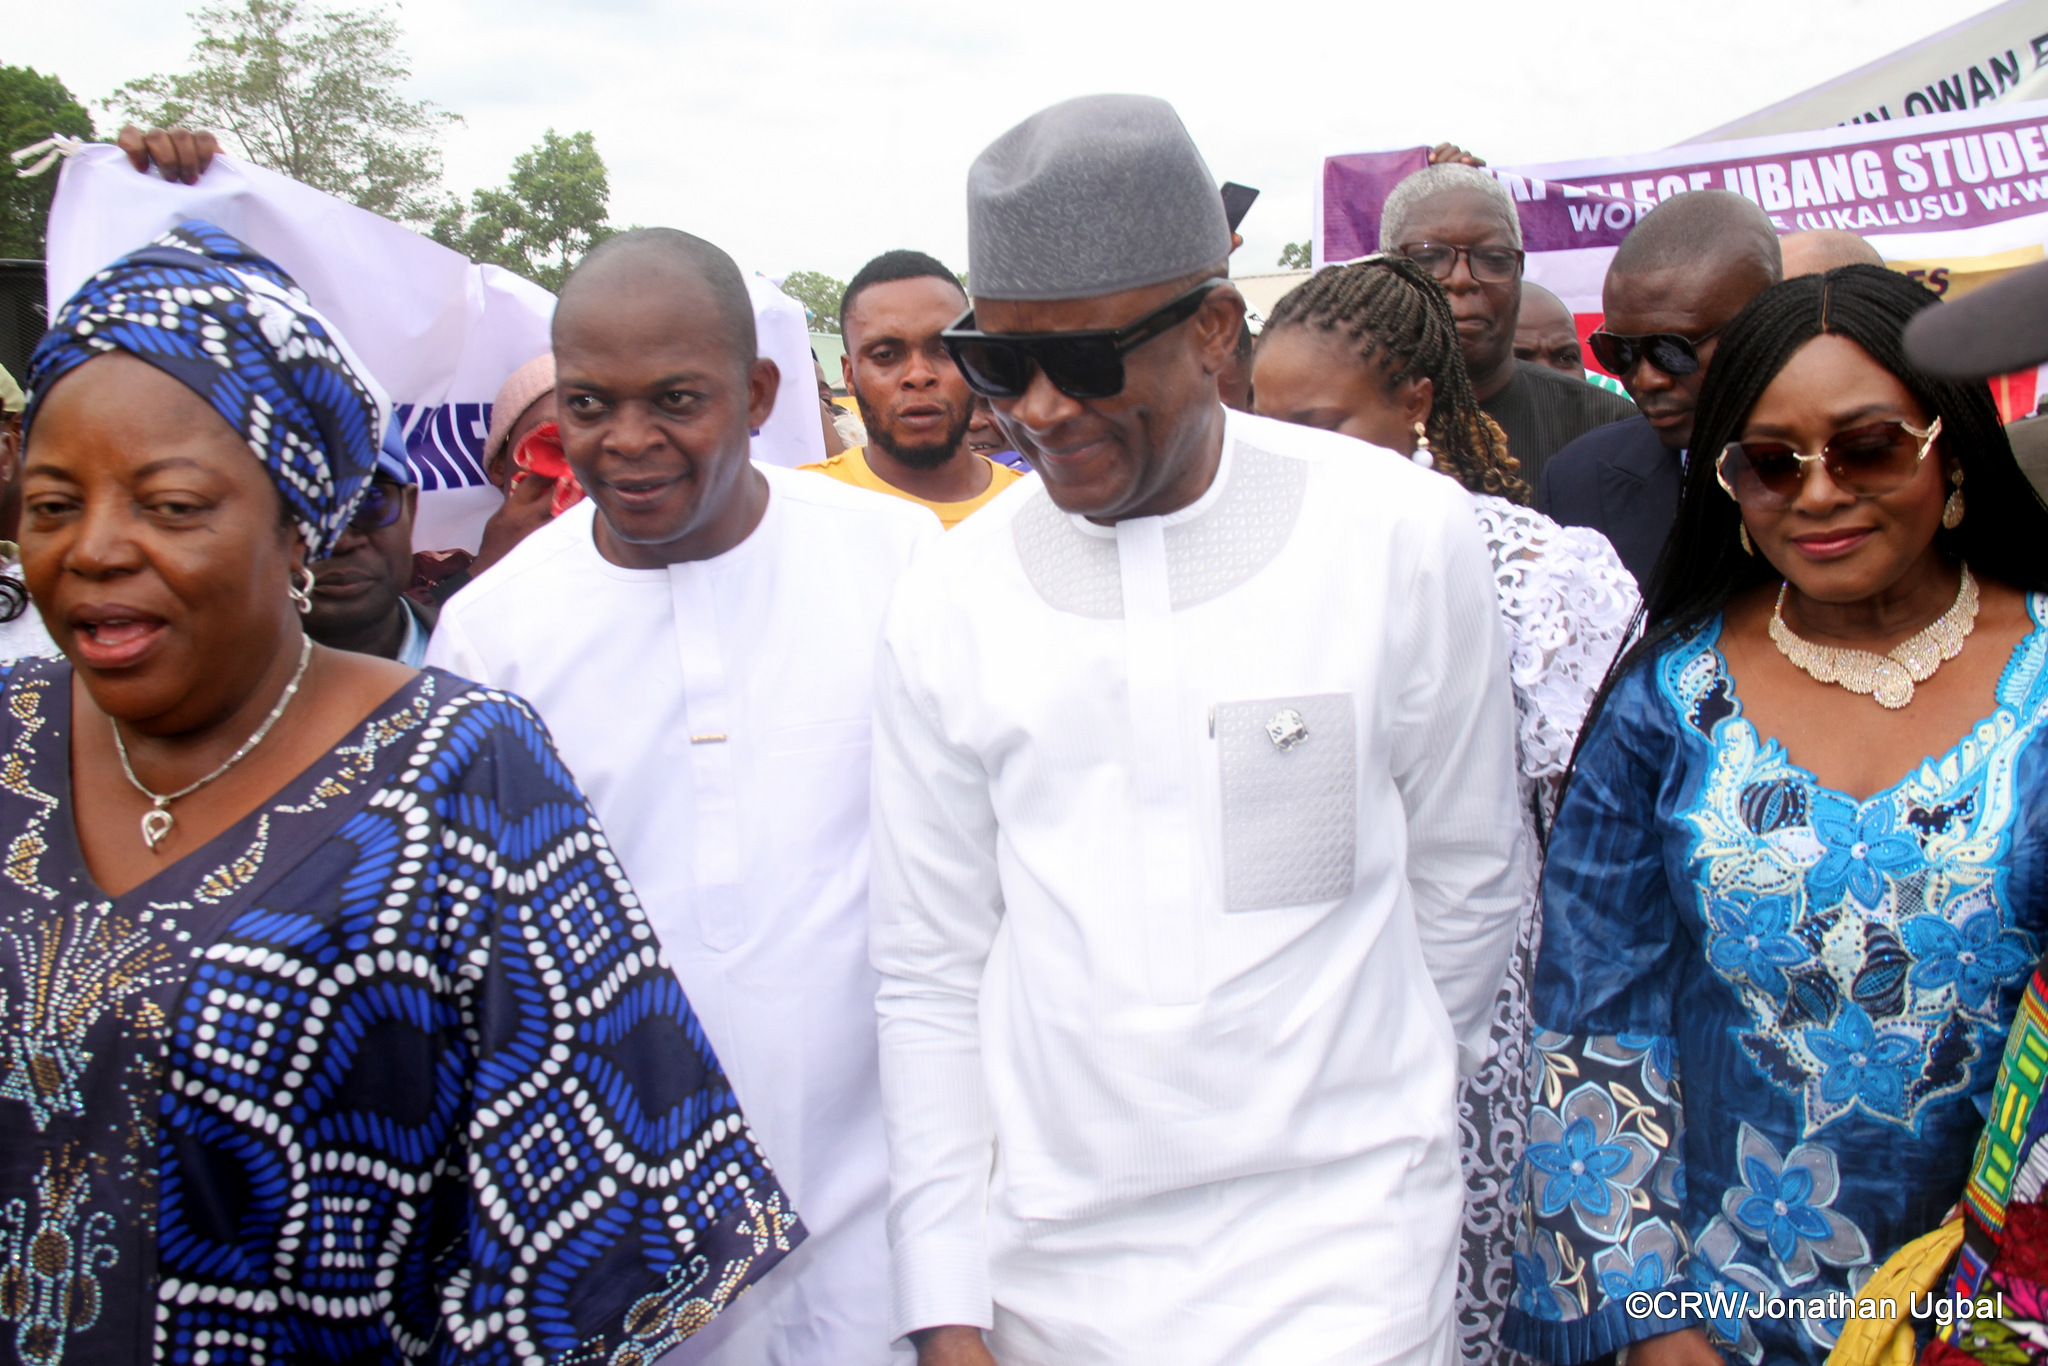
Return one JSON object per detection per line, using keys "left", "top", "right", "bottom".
{"left": 289, "top": 564, "right": 316, "bottom": 615}
{"left": 1739, "top": 523, "right": 1754, "bottom": 556}
{"left": 1411, "top": 420, "right": 1433, "bottom": 469}
{"left": 1942, "top": 468, "right": 1966, "bottom": 529}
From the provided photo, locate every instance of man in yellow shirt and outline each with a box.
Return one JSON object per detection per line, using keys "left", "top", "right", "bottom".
{"left": 802, "top": 250, "right": 1022, "bottom": 528}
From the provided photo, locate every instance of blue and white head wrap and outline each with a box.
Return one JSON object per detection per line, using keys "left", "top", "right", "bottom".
{"left": 24, "top": 220, "right": 390, "bottom": 560}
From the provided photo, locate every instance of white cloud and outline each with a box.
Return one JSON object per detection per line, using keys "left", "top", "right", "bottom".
{"left": 11, "top": 0, "right": 1970, "bottom": 283}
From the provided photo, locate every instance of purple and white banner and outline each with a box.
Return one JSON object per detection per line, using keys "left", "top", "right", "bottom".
{"left": 1316, "top": 98, "right": 2048, "bottom": 418}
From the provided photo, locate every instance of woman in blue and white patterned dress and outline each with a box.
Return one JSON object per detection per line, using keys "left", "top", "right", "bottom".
{"left": 1505, "top": 267, "right": 2048, "bottom": 1366}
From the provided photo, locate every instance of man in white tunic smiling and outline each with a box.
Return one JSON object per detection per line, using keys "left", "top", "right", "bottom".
{"left": 871, "top": 95, "right": 1525, "bottom": 1366}
{"left": 427, "top": 229, "right": 938, "bottom": 1363}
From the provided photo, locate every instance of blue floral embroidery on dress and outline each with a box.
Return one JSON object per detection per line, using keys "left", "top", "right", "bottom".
{"left": 1506, "top": 601, "right": 2048, "bottom": 1366}
{"left": 1531, "top": 1117, "right": 1637, "bottom": 1220}
{"left": 1903, "top": 910, "right": 2034, "bottom": 1013}
{"left": 1513, "top": 1247, "right": 1566, "bottom": 1323}
{"left": 1585, "top": 1032, "right": 1676, "bottom": 1104}
{"left": 1734, "top": 1159, "right": 1830, "bottom": 1263}
{"left": 1706, "top": 896, "right": 1810, "bottom": 999}
{"left": 1692, "top": 1217, "right": 1778, "bottom": 1361}
{"left": 1718, "top": 1124, "right": 1869, "bottom": 1285}
{"left": 1671, "top": 630, "right": 2039, "bottom": 1137}
{"left": 1805, "top": 1005, "right": 1918, "bottom": 1117}
{"left": 1595, "top": 1220, "right": 1682, "bottom": 1307}
{"left": 1807, "top": 793, "right": 1923, "bottom": 910}
{"left": 1526, "top": 1082, "right": 1661, "bottom": 1240}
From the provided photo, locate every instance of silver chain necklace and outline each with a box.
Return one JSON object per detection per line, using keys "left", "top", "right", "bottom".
{"left": 113, "top": 634, "right": 315, "bottom": 851}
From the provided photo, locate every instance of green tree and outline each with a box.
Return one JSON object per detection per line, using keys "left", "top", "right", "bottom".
{"left": 780, "top": 270, "right": 846, "bottom": 334}
{"left": 1278, "top": 241, "right": 1312, "bottom": 270}
{"left": 113, "top": 0, "right": 457, "bottom": 225}
{"left": 0, "top": 66, "right": 95, "bottom": 257}
{"left": 433, "top": 129, "right": 612, "bottom": 292}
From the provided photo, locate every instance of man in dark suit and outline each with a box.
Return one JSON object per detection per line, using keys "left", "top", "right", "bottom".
{"left": 1537, "top": 191, "right": 1783, "bottom": 585}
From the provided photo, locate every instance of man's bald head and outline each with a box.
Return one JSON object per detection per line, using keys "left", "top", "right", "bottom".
{"left": 1602, "top": 192, "right": 1783, "bottom": 453}
{"left": 556, "top": 227, "right": 757, "bottom": 366}
{"left": 1780, "top": 228, "right": 1884, "bottom": 278}
{"left": 549, "top": 226, "right": 780, "bottom": 568}
{"left": 1609, "top": 190, "right": 1782, "bottom": 289}
{"left": 1515, "top": 282, "right": 1584, "bottom": 373}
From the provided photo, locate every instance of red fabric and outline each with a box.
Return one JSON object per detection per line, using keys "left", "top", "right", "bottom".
{"left": 1923, "top": 1338, "right": 1985, "bottom": 1366}
{"left": 407, "top": 547, "right": 473, "bottom": 606}
{"left": 511, "top": 422, "right": 585, "bottom": 517}
{"left": 1990, "top": 368, "right": 2040, "bottom": 424}
{"left": 1998, "top": 1201, "right": 2048, "bottom": 1293}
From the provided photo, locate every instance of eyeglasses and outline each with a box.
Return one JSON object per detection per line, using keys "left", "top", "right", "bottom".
{"left": 939, "top": 278, "right": 1230, "bottom": 401}
{"left": 348, "top": 479, "right": 407, "bottom": 533}
{"left": 1394, "top": 242, "right": 1525, "bottom": 284}
{"left": 1715, "top": 416, "right": 1942, "bottom": 510}
{"left": 1587, "top": 325, "right": 1727, "bottom": 379}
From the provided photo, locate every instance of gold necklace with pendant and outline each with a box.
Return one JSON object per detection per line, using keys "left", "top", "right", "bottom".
{"left": 1767, "top": 565, "right": 1978, "bottom": 710}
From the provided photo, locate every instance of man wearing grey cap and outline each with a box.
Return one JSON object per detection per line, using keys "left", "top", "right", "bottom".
{"left": 868, "top": 94, "right": 1524, "bottom": 1365}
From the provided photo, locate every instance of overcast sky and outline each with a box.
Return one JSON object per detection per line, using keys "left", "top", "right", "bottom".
{"left": 14, "top": 0, "right": 1980, "bottom": 284}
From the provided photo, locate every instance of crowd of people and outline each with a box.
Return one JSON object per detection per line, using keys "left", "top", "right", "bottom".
{"left": 7, "top": 90, "right": 2048, "bottom": 1366}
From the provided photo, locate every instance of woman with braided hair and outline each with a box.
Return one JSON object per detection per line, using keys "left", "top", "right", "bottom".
{"left": 1505, "top": 265, "right": 2048, "bottom": 1366}
{"left": 1254, "top": 255, "right": 1639, "bottom": 1366}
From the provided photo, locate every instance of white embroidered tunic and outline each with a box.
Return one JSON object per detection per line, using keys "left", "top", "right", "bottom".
{"left": 1454, "top": 497, "right": 1640, "bottom": 1365}
{"left": 426, "top": 465, "right": 939, "bottom": 1365}
{"left": 869, "top": 409, "right": 1527, "bottom": 1364}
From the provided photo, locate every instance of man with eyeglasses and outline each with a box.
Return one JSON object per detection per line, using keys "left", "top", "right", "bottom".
{"left": 871, "top": 93, "right": 1523, "bottom": 1366}
{"left": 1377, "top": 164, "right": 1637, "bottom": 489}
{"left": 1537, "top": 190, "right": 1783, "bottom": 583}
{"left": 303, "top": 439, "right": 435, "bottom": 664}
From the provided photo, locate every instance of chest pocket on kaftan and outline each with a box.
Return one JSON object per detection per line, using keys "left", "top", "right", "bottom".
{"left": 1215, "top": 693, "right": 1356, "bottom": 912}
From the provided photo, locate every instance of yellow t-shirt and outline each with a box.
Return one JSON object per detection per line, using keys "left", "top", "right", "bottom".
{"left": 798, "top": 448, "right": 1023, "bottom": 529}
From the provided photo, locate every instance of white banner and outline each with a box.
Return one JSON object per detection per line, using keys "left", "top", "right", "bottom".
{"left": 1684, "top": 0, "right": 2048, "bottom": 144}
{"left": 45, "top": 145, "right": 824, "bottom": 554}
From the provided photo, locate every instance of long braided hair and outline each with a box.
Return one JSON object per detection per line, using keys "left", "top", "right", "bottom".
{"left": 1261, "top": 254, "right": 1528, "bottom": 502}
{"left": 1571, "top": 263, "right": 2048, "bottom": 771}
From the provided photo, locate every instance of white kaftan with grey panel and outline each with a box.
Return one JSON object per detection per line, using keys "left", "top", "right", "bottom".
{"left": 869, "top": 408, "right": 1526, "bottom": 1366}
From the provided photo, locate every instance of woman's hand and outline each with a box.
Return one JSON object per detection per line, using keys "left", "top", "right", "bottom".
{"left": 913, "top": 1325, "right": 998, "bottom": 1366}
{"left": 118, "top": 125, "right": 219, "bottom": 184}
{"left": 1629, "top": 1326, "right": 1726, "bottom": 1366}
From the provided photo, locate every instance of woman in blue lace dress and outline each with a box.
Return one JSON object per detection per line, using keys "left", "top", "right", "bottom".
{"left": 0, "top": 222, "right": 800, "bottom": 1365}
{"left": 1505, "top": 266, "right": 2048, "bottom": 1366}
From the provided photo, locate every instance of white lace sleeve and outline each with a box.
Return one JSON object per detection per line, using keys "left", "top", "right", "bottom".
{"left": 1470, "top": 496, "right": 1640, "bottom": 815}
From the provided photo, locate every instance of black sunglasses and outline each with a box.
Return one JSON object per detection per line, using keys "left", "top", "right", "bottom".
{"left": 349, "top": 479, "right": 407, "bottom": 533}
{"left": 940, "top": 278, "right": 1230, "bottom": 401}
{"left": 1587, "top": 324, "right": 1727, "bottom": 379}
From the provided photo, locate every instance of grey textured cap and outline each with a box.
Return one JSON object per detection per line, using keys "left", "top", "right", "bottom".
{"left": 1902, "top": 258, "right": 2048, "bottom": 379}
{"left": 967, "top": 94, "right": 1231, "bottom": 302}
